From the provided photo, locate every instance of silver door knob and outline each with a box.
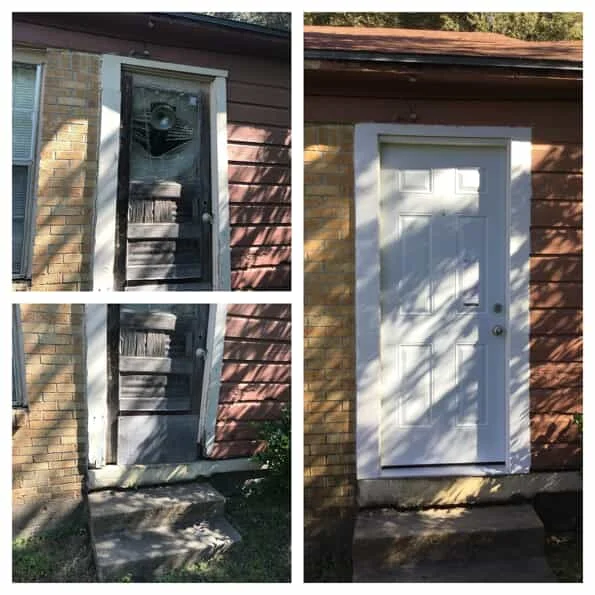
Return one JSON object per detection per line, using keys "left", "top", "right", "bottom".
{"left": 202, "top": 213, "right": 213, "bottom": 224}
{"left": 492, "top": 325, "right": 505, "bottom": 336}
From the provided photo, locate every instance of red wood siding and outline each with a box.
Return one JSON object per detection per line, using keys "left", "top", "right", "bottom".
{"left": 209, "top": 304, "right": 291, "bottom": 459}
{"left": 13, "top": 19, "right": 291, "bottom": 291}
{"left": 305, "top": 73, "right": 582, "bottom": 471}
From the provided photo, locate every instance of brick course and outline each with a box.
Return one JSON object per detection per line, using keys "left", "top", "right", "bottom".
{"left": 304, "top": 125, "right": 357, "bottom": 541}
{"left": 13, "top": 49, "right": 100, "bottom": 291}
{"left": 13, "top": 304, "right": 87, "bottom": 536}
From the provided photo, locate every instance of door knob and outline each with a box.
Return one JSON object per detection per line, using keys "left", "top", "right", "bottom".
{"left": 492, "top": 325, "right": 505, "bottom": 336}
{"left": 202, "top": 212, "right": 213, "bottom": 224}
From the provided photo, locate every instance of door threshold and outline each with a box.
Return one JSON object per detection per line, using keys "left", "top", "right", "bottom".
{"left": 88, "top": 458, "right": 262, "bottom": 491}
{"left": 377, "top": 463, "right": 508, "bottom": 479}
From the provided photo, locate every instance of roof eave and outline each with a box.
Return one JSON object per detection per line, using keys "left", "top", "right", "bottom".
{"left": 304, "top": 49, "right": 582, "bottom": 74}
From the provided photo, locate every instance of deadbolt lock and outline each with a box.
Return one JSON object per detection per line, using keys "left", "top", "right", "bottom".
{"left": 493, "top": 303, "right": 503, "bottom": 313}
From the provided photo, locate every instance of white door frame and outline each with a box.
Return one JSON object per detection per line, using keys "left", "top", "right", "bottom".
{"left": 92, "top": 55, "right": 231, "bottom": 291}
{"left": 85, "top": 303, "right": 225, "bottom": 469}
{"left": 354, "top": 124, "right": 532, "bottom": 480}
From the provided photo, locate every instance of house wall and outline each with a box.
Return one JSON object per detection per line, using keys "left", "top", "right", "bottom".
{"left": 13, "top": 19, "right": 291, "bottom": 291}
{"left": 12, "top": 304, "right": 88, "bottom": 537}
{"left": 13, "top": 49, "right": 100, "bottom": 291}
{"left": 303, "top": 80, "right": 582, "bottom": 547}
{"left": 210, "top": 304, "right": 291, "bottom": 458}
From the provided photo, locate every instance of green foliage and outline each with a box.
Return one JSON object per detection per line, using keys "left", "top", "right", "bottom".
{"left": 574, "top": 413, "right": 583, "bottom": 433}
{"left": 304, "top": 12, "right": 582, "bottom": 41}
{"left": 252, "top": 406, "right": 291, "bottom": 496}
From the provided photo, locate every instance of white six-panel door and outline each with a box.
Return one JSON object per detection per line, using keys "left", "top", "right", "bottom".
{"left": 379, "top": 143, "right": 508, "bottom": 467}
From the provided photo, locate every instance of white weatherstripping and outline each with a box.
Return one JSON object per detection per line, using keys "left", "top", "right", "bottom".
{"left": 198, "top": 304, "right": 227, "bottom": 456}
{"left": 93, "top": 55, "right": 230, "bottom": 291}
{"left": 355, "top": 124, "right": 531, "bottom": 480}
{"left": 84, "top": 303, "right": 225, "bottom": 469}
{"left": 85, "top": 304, "right": 108, "bottom": 467}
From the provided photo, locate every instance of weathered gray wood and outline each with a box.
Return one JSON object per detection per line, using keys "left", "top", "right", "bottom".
{"left": 120, "top": 310, "right": 178, "bottom": 332}
{"left": 119, "top": 397, "right": 191, "bottom": 412}
{"left": 127, "top": 223, "right": 202, "bottom": 239}
{"left": 117, "top": 414, "right": 199, "bottom": 465}
{"left": 120, "top": 355, "right": 193, "bottom": 375}
{"left": 126, "top": 263, "right": 202, "bottom": 281}
{"left": 129, "top": 181, "right": 182, "bottom": 199}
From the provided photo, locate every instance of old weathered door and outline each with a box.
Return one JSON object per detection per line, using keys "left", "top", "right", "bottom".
{"left": 107, "top": 304, "right": 209, "bottom": 465}
{"left": 115, "top": 70, "right": 212, "bottom": 290}
{"left": 379, "top": 143, "right": 508, "bottom": 468}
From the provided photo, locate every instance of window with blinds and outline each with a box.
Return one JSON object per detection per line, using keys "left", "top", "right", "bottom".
{"left": 12, "top": 305, "right": 26, "bottom": 407}
{"left": 13, "top": 62, "right": 41, "bottom": 277}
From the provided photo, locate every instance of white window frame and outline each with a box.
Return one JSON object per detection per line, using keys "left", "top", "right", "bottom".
{"left": 12, "top": 305, "right": 26, "bottom": 407}
{"left": 354, "top": 123, "right": 532, "bottom": 480}
{"left": 93, "top": 55, "right": 231, "bottom": 291}
{"left": 12, "top": 50, "right": 44, "bottom": 279}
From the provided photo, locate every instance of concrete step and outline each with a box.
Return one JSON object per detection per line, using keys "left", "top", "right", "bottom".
{"left": 353, "top": 504, "right": 545, "bottom": 573}
{"left": 94, "top": 517, "right": 241, "bottom": 581}
{"left": 354, "top": 556, "right": 556, "bottom": 582}
{"left": 89, "top": 482, "right": 225, "bottom": 536}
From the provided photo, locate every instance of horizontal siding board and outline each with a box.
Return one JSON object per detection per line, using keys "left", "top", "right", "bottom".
{"left": 120, "top": 356, "right": 192, "bottom": 375}
{"left": 225, "top": 316, "right": 291, "bottom": 341}
{"left": 228, "top": 102, "right": 290, "bottom": 127}
{"left": 221, "top": 362, "right": 290, "bottom": 384}
{"left": 230, "top": 205, "right": 291, "bottom": 225}
{"left": 530, "top": 362, "right": 582, "bottom": 389}
{"left": 227, "top": 124, "right": 290, "bottom": 146}
{"left": 209, "top": 441, "right": 265, "bottom": 459}
{"left": 530, "top": 309, "right": 582, "bottom": 335}
{"left": 229, "top": 183, "right": 291, "bottom": 204}
{"left": 230, "top": 226, "right": 291, "bottom": 247}
{"left": 532, "top": 173, "right": 582, "bottom": 200}
{"left": 231, "top": 246, "right": 291, "bottom": 269}
{"left": 226, "top": 304, "right": 291, "bottom": 319}
{"left": 531, "top": 413, "right": 581, "bottom": 444}
{"left": 228, "top": 143, "right": 291, "bottom": 165}
{"left": 228, "top": 164, "right": 290, "bottom": 186}
{"left": 217, "top": 401, "right": 287, "bottom": 421}
{"left": 531, "top": 143, "right": 582, "bottom": 173}
{"left": 231, "top": 266, "right": 291, "bottom": 290}
{"left": 224, "top": 339, "right": 291, "bottom": 363}
{"left": 530, "top": 337, "right": 582, "bottom": 362}
{"left": 228, "top": 81, "right": 290, "bottom": 109}
{"left": 530, "top": 388, "right": 582, "bottom": 414}
{"left": 531, "top": 201, "right": 582, "bottom": 228}
{"left": 531, "top": 229, "right": 582, "bottom": 255}
{"left": 531, "top": 443, "right": 581, "bottom": 470}
{"left": 304, "top": 96, "right": 582, "bottom": 142}
{"left": 215, "top": 421, "right": 260, "bottom": 442}
{"left": 529, "top": 282, "right": 582, "bottom": 309}
{"left": 219, "top": 383, "right": 290, "bottom": 403}
{"left": 530, "top": 256, "right": 582, "bottom": 282}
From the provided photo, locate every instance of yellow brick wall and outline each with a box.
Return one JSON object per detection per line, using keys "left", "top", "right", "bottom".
{"left": 13, "top": 304, "right": 87, "bottom": 534}
{"left": 304, "top": 125, "right": 357, "bottom": 540}
{"left": 13, "top": 50, "right": 100, "bottom": 291}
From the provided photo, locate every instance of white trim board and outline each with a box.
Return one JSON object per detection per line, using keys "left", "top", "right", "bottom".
{"left": 354, "top": 123, "right": 532, "bottom": 480}
{"left": 93, "top": 54, "right": 230, "bottom": 291}
{"left": 84, "top": 303, "right": 225, "bottom": 469}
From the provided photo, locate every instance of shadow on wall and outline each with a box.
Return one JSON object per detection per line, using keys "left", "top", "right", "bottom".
{"left": 12, "top": 304, "right": 88, "bottom": 538}
{"left": 304, "top": 135, "right": 582, "bottom": 511}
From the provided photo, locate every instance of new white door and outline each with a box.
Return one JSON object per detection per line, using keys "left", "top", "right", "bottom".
{"left": 379, "top": 143, "right": 508, "bottom": 468}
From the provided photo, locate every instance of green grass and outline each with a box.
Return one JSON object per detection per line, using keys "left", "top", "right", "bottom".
{"left": 13, "top": 485, "right": 290, "bottom": 583}
{"left": 157, "top": 489, "right": 291, "bottom": 582}
{"left": 12, "top": 526, "right": 96, "bottom": 582}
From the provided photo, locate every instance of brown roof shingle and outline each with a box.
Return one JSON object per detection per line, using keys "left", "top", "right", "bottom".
{"left": 304, "top": 26, "right": 582, "bottom": 63}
